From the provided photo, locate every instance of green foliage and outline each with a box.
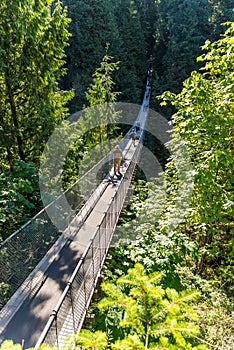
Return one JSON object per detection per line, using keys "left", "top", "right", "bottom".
{"left": 135, "top": 0, "right": 159, "bottom": 55}
{"left": 151, "top": 0, "right": 234, "bottom": 115}
{"left": 0, "top": 0, "right": 73, "bottom": 169}
{"left": 62, "top": 0, "right": 147, "bottom": 108}
{"left": 197, "top": 288, "right": 234, "bottom": 348}
{"left": 1, "top": 4, "right": 234, "bottom": 350}
{"left": 61, "top": 0, "right": 234, "bottom": 112}
{"left": 76, "top": 264, "right": 207, "bottom": 349}
{"left": 159, "top": 22, "right": 234, "bottom": 284}
{"left": 104, "top": 169, "right": 196, "bottom": 289}
{"left": 85, "top": 45, "right": 121, "bottom": 145}
{"left": 0, "top": 282, "right": 11, "bottom": 309}
{"left": 114, "top": 0, "right": 147, "bottom": 102}
{"left": 86, "top": 44, "right": 120, "bottom": 106}
{"left": 62, "top": 49, "right": 121, "bottom": 187}
{"left": 96, "top": 22, "right": 234, "bottom": 350}
{"left": 0, "top": 340, "right": 23, "bottom": 350}
{"left": 208, "top": 0, "right": 234, "bottom": 39}
{"left": 0, "top": 339, "right": 58, "bottom": 350}
{"left": 72, "top": 21, "right": 233, "bottom": 350}
{"left": 74, "top": 329, "right": 107, "bottom": 350}
{"left": 111, "top": 334, "right": 145, "bottom": 350}
{"left": 0, "top": 160, "right": 41, "bottom": 240}
{"left": 61, "top": 0, "right": 122, "bottom": 110}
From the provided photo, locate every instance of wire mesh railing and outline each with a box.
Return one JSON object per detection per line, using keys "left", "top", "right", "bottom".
{"left": 0, "top": 70, "right": 151, "bottom": 348}
{"left": 0, "top": 158, "right": 110, "bottom": 310}
{"left": 34, "top": 138, "right": 142, "bottom": 349}
{"left": 0, "top": 93, "right": 148, "bottom": 311}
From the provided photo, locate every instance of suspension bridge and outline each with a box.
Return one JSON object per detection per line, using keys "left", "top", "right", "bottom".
{"left": 0, "top": 71, "right": 152, "bottom": 349}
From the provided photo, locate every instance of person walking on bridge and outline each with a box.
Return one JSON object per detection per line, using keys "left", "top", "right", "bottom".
{"left": 131, "top": 130, "right": 136, "bottom": 146}
{"left": 113, "top": 145, "right": 123, "bottom": 174}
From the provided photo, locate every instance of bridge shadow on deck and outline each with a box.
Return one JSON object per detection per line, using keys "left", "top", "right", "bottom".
{"left": 1, "top": 238, "right": 84, "bottom": 348}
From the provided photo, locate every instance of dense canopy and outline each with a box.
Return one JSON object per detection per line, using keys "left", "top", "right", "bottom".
{"left": 0, "top": 1, "right": 233, "bottom": 349}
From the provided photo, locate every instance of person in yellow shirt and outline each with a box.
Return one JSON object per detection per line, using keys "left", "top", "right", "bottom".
{"left": 113, "top": 145, "right": 123, "bottom": 174}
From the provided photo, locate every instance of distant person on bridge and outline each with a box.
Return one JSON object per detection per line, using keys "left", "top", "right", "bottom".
{"left": 136, "top": 122, "right": 140, "bottom": 133}
{"left": 131, "top": 130, "right": 136, "bottom": 146}
{"left": 144, "top": 101, "right": 149, "bottom": 111}
{"left": 113, "top": 145, "right": 123, "bottom": 174}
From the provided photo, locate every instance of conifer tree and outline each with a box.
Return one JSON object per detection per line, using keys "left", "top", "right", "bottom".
{"left": 154, "top": 0, "right": 210, "bottom": 94}
{"left": 134, "top": 0, "right": 159, "bottom": 55}
{"left": 208, "top": 0, "right": 234, "bottom": 39}
{"left": 62, "top": 0, "right": 122, "bottom": 111}
{"left": 62, "top": 48, "right": 120, "bottom": 185}
{"left": 0, "top": 0, "right": 73, "bottom": 170}
{"left": 75, "top": 264, "right": 208, "bottom": 349}
{"left": 85, "top": 46, "right": 120, "bottom": 147}
{"left": 152, "top": 0, "right": 234, "bottom": 101}
{"left": 114, "top": 0, "right": 147, "bottom": 103}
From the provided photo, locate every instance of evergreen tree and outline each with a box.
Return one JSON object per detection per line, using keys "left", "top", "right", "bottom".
{"left": 75, "top": 264, "right": 208, "bottom": 349}
{"left": 135, "top": 0, "right": 160, "bottom": 56}
{"left": 151, "top": 0, "right": 234, "bottom": 116}
{"left": 62, "top": 0, "right": 122, "bottom": 111}
{"left": 114, "top": 0, "right": 147, "bottom": 103}
{"left": 0, "top": 0, "right": 73, "bottom": 238}
{"left": 208, "top": 0, "right": 234, "bottom": 39}
{"left": 62, "top": 0, "right": 148, "bottom": 108}
{"left": 154, "top": 0, "right": 211, "bottom": 94}
{"left": 0, "top": 0, "right": 73, "bottom": 170}
{"left": 62, "top": 48, "right": 120, "bottom": 186}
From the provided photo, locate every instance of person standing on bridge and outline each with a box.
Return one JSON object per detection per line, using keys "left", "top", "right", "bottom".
{"left": 131, "top": 130, "right": 136, "bottom": 146}
{"left": 113, "top": 145, "right": 123, "bottom": 175}
{"left": 136, "top": 122, "right": 140, "bottom": 133}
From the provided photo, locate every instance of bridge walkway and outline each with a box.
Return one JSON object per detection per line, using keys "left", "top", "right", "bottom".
{"left": 0, "top": 138, "right": 139, "bottom": 348}
{"left": 0, "top": 68, "right": 152, "bottom": 348}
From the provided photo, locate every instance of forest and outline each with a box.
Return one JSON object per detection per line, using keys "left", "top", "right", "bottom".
{"left": 0, "top": 0, "right": 233, "bottom": 349}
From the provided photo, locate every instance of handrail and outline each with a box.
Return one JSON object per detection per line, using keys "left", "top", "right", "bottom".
{"left": 1, "top": 69, "right": 152, "bottom": 347}
{"left": 0, "top": 150, "right": 112, "bottom": 248}
{"left": 33, "top": 76, "right": 150, "bottom": 347}
{"left": 34, "top": 137, "right": 143, "bottom": 349}
{"left": 0, "top": 71, "right": 150, "bottom": 250}
{"left": 0, "top": 129, "right": 122, "bottom": 309}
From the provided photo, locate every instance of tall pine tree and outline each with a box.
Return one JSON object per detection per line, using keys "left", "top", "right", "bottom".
{"left": 154, "top": 0, "right": 211, "bottom": 94}
{"left": 0, "top": 0, "right": 73, "bottom": 170}
{"left": 114, "top": 0, "right": 147, "bottom": 103}
{"left": 62, "top": 0, "right": 122, "bottom": 111}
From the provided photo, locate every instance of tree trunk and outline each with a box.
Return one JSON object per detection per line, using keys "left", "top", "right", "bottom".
{"left": 5, "top": 72, "right": 25, "bottom": 161}
{"left": 0, "top": 111, "right": 14, "bottom": 170}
